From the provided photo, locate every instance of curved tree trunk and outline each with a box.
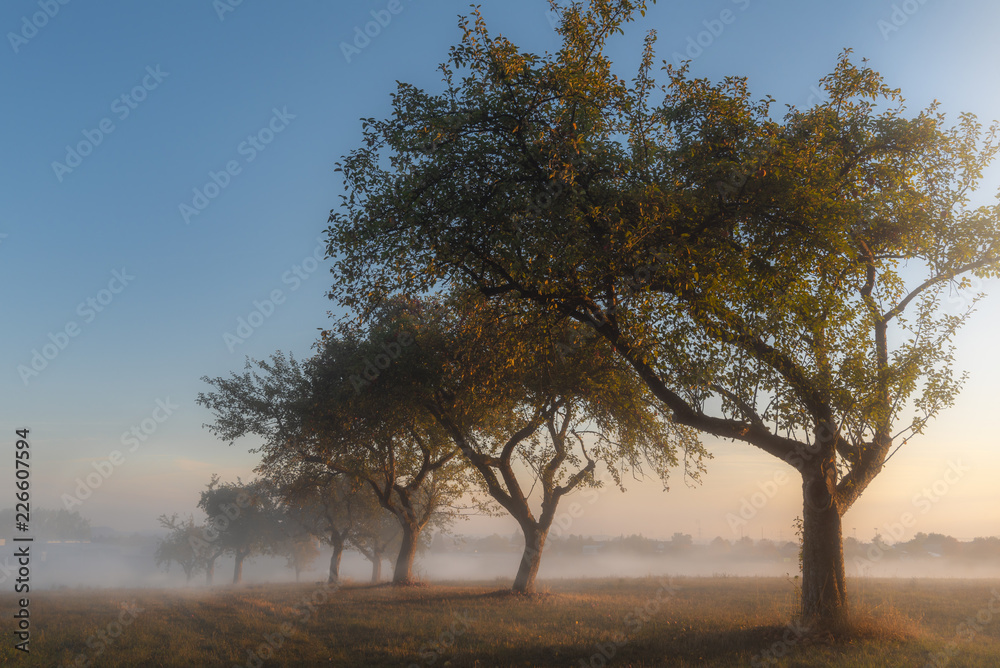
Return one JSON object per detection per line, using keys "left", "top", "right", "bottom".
{"left": 370, "top": 553, "right": 382, "bottom": 584}
{"left": 800, "top": 456, "right": 846, "bottom": 622}
{"left": 512, "top": 523, "right": 547, "bottom": 594}
{"left": 328, "top": 535, "right": 344, "bottom": 584}
{"left": 393, "top": 523, "right": 420, "bottom": 585}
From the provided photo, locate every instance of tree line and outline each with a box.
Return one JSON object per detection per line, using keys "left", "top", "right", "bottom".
{"left": 197, "top": 0, "right": 999, "bottom": 626}
{"left": 195, "top": 292, "right": 705, "bottom": 593}
{"left": 154, "top": 473, "right": 411, "bottom": 585}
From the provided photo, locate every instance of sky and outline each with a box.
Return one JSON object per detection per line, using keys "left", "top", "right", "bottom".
{"left": 1, "top": 0, "right": 999, "bottom": 550}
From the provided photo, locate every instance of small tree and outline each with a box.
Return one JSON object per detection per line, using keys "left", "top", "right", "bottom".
{"left": 1, "top": 508, "right": 90, "bottom": 541}
{"left": 261, "top": 466, "right": 354, "bottom": 584}
{"left": 371, "top": 292, "right": 704, "bottom": 593}
{"left": 276, "top": 528, "right": 320, "bottom": 582}
{"left": 154, "top": 514, "right": 203, "bottom": 584}
{"left": 200, "top": 350, "right": 470, "bottom": 586}
{"left": 197, "top": 476, "right": 279, "bottom": 585}
{"left": 348, "top": 497, "right": 401, "bottom": 584}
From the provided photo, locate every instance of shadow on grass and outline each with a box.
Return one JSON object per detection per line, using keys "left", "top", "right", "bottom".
{"left": 376, "top": 624, "right": 803, "bottom": 667}
{"left": 385, "top": 594, "right": 925, "bottom": 667}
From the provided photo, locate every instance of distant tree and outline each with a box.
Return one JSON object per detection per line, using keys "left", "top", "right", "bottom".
{"left": 261, "top": 466, "right": 359, "bottom": 584}
{"left": 1, "top": 508, "right": 90, "bottom": 541}
{"left": 344, "top": 486, "right": 401, "bottom": 584}
{"left": 154, "top": 514, "right": 204, "bottom": 584}
{"left": 708, "top": 536, "right": 731, "bottom": 555}
{"left": 276, "top": 529, "right": 320, "bottom": 582}
{"left": 734, "top": 536, "right": 755, "bottom": 554}
{"left": 670, "top": 533, "right": 693, "bottom": 550}
{"left": 969, "top": 537, "right": 1000, "bottom": 560}
{"left": 305, "top": 321, "right": 474, "bottom": 586}
{"left": 194, "top": 528, "right": 227, "bottom": 586}
{"left": 347, "top": 292, "right": 704, "bottom": 594}
{"left": 199, "top": 350, "right": 469, "bottom": 586}
{"left": 325, "top": 0, "right": 1000, "bottom": 622}
{"left": 196, "top": 475, "right": 279, "bottom": 584}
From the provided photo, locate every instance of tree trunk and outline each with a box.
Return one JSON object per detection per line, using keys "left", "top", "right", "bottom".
{"left": 370, "top": 553, "right": 382, "bottom": 584}
{"left": 233, "top": 553, "right": 246, "bottom": 584}
{"left": 393, "top": 523, "right": 419, "bottom": 585}
{"left": 512, "top": 523, "right": 546, "bottom": 594}
{"left": 800, "top": 462, "right": 846, "bottom": 622}
{"left": 205, "top": 555, "right": 217, "bottom": 585}
{"left": 328, "top": 538, "right": 344, "bottom": 584}
{"left": 295, "top": 566, "right": 301, "bottom": 583}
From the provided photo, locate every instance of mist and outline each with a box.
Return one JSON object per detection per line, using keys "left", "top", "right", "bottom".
{"left": 14, "top": 536, "right": 1000, "bottom": 591}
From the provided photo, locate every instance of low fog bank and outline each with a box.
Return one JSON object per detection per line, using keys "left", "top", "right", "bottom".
{"left": 10, "top": 538, "right": 1000, "bottom": 590}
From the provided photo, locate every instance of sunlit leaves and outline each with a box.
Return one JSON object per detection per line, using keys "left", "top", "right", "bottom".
{"left": 326, "top": 0, "right": 1000, "bottom": 515}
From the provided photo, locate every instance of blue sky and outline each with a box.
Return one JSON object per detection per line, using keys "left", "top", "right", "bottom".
{"left": 2, "top": 0, "right": 999, "bottom": 548}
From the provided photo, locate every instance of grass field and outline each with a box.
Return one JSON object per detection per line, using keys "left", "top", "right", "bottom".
{"left": 2, "top": 576, "right": 999, "bottom": 667}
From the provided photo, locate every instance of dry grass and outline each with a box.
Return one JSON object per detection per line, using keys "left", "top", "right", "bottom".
{"left": 1, "top": 576, "right": 998, "bottom": 666}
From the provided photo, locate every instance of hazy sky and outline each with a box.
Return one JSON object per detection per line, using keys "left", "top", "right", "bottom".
{"left": 2, "top": 0, "right": 998, "bottom": 547}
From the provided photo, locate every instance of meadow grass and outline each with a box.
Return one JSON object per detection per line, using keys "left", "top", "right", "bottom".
{"left": 1, "top": 576, "right": 998, "bottom": 666}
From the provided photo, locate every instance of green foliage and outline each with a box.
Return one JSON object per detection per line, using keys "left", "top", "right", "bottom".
{"left": 326, "top": 0, "right": 1000, "bottom": 518}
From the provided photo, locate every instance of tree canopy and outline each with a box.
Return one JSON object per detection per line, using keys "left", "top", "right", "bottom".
{"left": 337, "top": 290, "right": 706, "bottom": 592}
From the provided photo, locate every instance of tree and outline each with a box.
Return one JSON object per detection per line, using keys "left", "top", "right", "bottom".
{"left": 275, "top": 527, "right": 321, "bottom": 582}
{"left": 154, "top": 514, "right": 204, "bottom": 584}
{"left": 260, "top": 463, "right": 361, "bottom": 584}
{"left": 194, "top": 526, "right": 227, "bottom": 586}
{"left": 199, "top": 350, "right": 469, "bottom": 585}
{"left": 343, "top": 484, "right": 401, "bottom": 584}
{"left": 371, "top": 291, "right": 704, "bottom": 593}
{"left": 325, "top": 0, "right": 1000, "bottom": 622}
{"left": 1, "top": 508, "right": 90, "bottom": 541}
{"left": 197, "top": 475, "right": 279, "bottom": 585}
